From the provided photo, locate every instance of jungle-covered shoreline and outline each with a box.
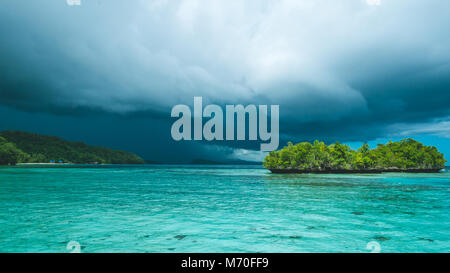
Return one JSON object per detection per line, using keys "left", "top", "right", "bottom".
{"left": 264, "top": 138, "right": 446, "bottom": 174}
{"left": 0, "top": 131, "right": 145, "bottom": 165}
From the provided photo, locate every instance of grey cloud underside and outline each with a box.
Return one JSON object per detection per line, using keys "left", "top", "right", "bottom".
{"left": 1, "top": 0, "right": 450, "bottom": 158}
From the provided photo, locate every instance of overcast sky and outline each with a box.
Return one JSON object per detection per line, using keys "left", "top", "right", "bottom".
{"left": 0, "top": 0, "right": 449, "bottom": 162}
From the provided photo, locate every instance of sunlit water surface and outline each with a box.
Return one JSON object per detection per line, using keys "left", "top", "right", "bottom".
{"left": 0, "top": 165, "right": 449, "bottom": 253}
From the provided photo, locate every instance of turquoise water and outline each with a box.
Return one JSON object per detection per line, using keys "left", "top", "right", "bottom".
{"left": 0, "top": 165, "right": 449, "bottom": 253}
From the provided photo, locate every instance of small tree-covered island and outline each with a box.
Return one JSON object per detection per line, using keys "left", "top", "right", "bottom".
{"left": 263, "top": 138, "right": 446, "bottom": 173}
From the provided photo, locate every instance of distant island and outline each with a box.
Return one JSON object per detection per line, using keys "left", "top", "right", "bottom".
{"left": 263, "top": 138, "right": 446, "bottom": 173}
{"left": 190, "top": 158, "right": 261, "bottom": 165}
{"left": 0, "top": 131, "right": 144, "bottom": 165}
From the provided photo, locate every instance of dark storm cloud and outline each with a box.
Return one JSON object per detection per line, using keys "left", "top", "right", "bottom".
{"left": 0, "top": 0, "right": 450, "bottom": 161}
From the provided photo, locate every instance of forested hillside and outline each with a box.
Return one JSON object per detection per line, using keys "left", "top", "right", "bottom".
{"left": 0, "top": 131, "right": 144, "bottom": 165}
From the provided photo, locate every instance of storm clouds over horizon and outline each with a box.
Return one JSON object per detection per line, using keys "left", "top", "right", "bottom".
{"left": 1, "top": 0, "right": 450, "bottom": 162}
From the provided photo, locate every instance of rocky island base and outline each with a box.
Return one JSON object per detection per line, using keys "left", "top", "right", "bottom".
{"left": 269, "top": 168, "right": 442, "bottom": 174}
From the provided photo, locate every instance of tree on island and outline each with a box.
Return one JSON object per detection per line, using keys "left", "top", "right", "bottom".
{"left": 0, "top": 137, "right": 26, "bottom": 165}
{"left": 263, "top": 138, "right": 446, "bottom": 172}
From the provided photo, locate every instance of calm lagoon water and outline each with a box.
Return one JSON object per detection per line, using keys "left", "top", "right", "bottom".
{"left": 0, "top": 164, "right": 449, "bottom": 253}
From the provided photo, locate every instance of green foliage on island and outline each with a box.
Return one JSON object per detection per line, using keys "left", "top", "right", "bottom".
{"left": 263, "top": 138, "right": 446, "bottom": 172}
{"left": 0, "top": 136, "right": 28, "bottom": 165}
{"left": 0, "top": 131, "right": 145, "bottom": 165}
